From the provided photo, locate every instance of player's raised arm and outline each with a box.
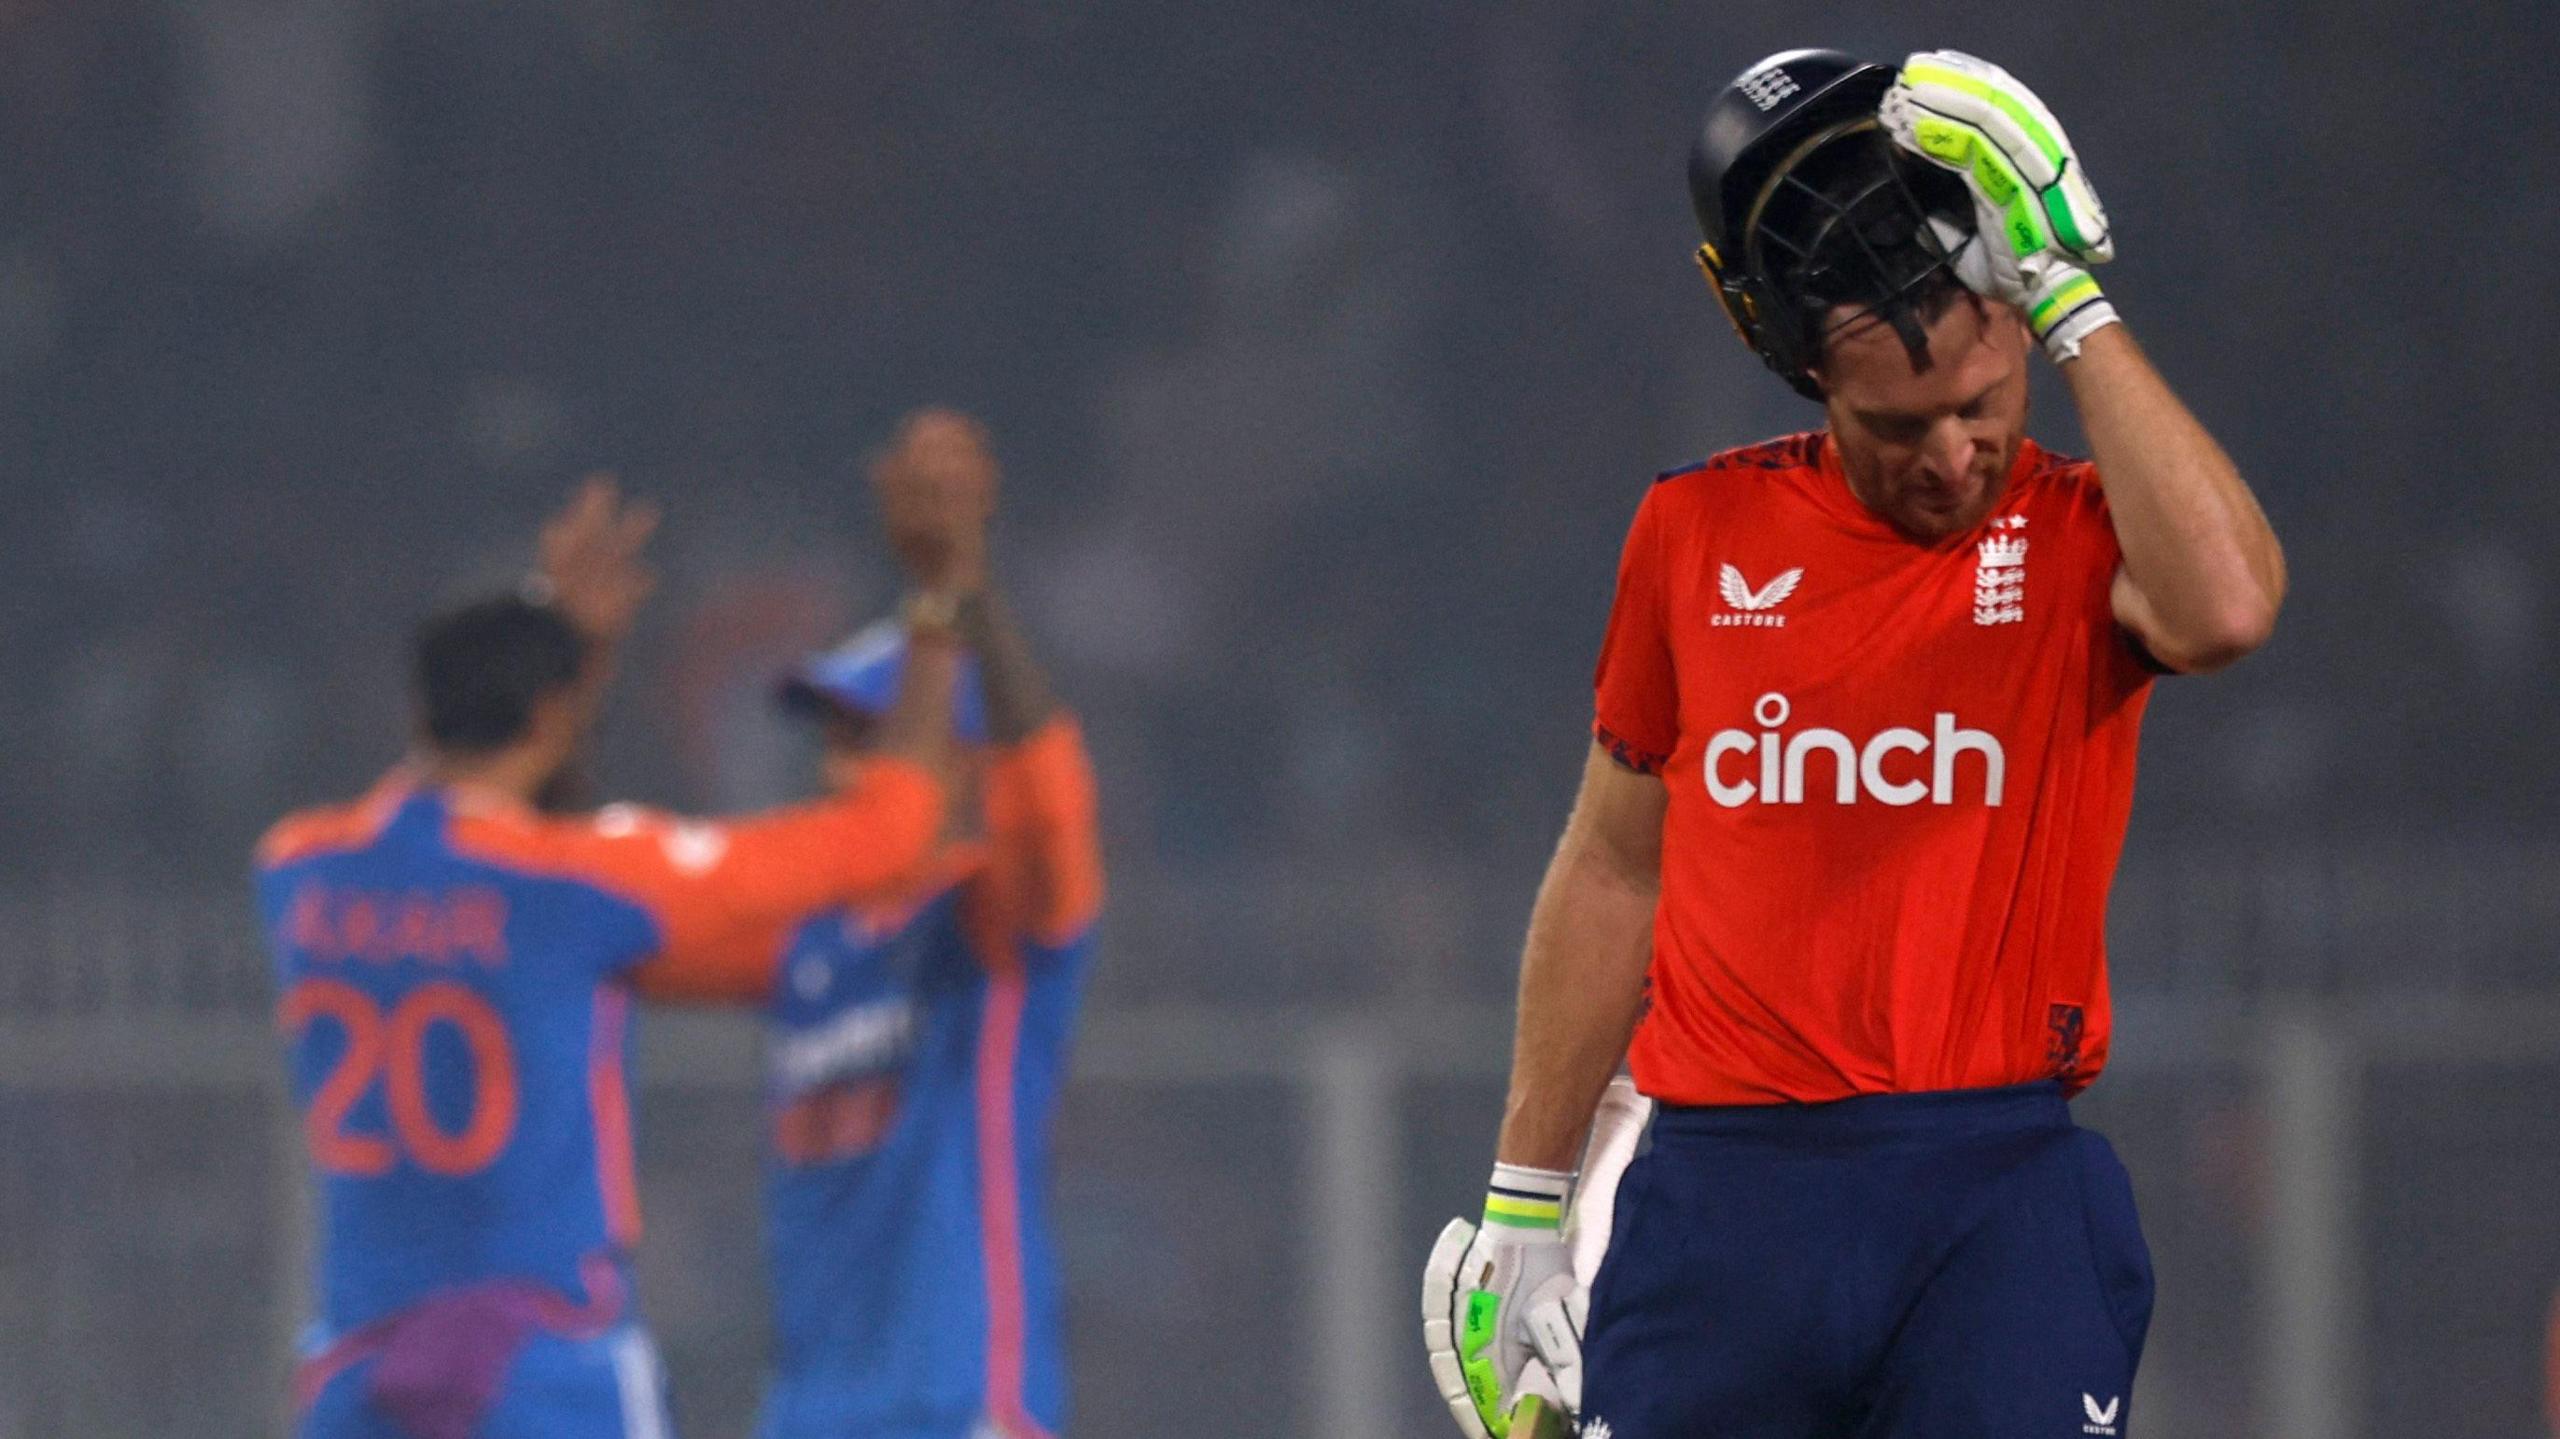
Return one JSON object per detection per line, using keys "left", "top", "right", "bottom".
{"left": 498, "top": 683, "right": 959, "bottom": 979}
{"left": 2071, "top": 330, "right": 2284, "bottom": 673}
{"left": 602, "top": 766, "right": 949, "bottom": 1000}
{"left": 607, "top": 423, "right": 1004, "bottom": 990}
{"left": 1882, "top": 50, "right": 2284, "bottom": 673}
{"left": 863, "top": 410, "right": 986, "bottom": 775}
{"left": 902, "top": 419, "right": 1101, "bottom": 948}
{"left": 971, "top": 593, "right": 1101, "bottom": 950}
{"left": 530, "top": 473, "right": 660, "bottom": 759}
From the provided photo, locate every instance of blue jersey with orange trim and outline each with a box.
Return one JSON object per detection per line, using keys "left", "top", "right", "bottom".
{"left": 754, "top": 719, "right": 1103, "bottom": 1439}
{"left": 253, "top": 759, "right": 944, "bottom": 1423}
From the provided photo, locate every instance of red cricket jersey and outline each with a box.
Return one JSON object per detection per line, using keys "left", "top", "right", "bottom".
{"left": 1594, "top": 432, "right": 2154, "bottom": 1106}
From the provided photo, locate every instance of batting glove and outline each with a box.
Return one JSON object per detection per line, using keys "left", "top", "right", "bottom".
{"left": 1422, "top": 1165, "right": 1581, "bottom": 1439}
{"left": 1422, "top": 1080, "right": 1656, "bottom": 1439}
{"left": 1880, "top": 49, "right": 2120, "bottom": 362}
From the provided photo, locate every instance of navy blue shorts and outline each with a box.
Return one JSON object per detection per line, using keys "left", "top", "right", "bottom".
{"left": 1579, "top": 1082, "right": 2153, "bottom": 1439}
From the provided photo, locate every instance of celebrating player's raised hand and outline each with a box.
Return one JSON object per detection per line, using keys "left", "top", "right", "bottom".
{"left": 535, "top": 471, "right": 660, "bottom": 644}
{"left": 871, "top": 407, "right": 996, "bottom": 595}
{"left": 1881, "top": 50, "right": 2119, "bottom": 361}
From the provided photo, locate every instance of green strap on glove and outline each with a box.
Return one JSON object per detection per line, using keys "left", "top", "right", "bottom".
{"left": 1882, "top": 49, "right": 2120, "bottom": 361}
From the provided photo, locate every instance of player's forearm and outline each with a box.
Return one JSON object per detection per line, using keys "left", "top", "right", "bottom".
{"left": 1496, "top": 832, "right": 1656, "bottom": 1172}
{"left": 870, "top": 624, "right": 966, "bottom": 771}
{"left": 559, "top": 639, "right": 623, "bottom": 746}
{"left": 717, "top": 760, "right": 949, "bottom": 917}
{"left": 2065, "top": 326, "right": 2286, "bottom": 669}
{"left": 958, "top": 587, "right": 1060, "bottom": 746}
{"left": 627, "top": 919, "right": 790, "bottom": 1006}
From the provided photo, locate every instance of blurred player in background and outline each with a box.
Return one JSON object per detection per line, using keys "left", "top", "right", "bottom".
{"left": 256, "top": 474, "right": 979, "bottom": 1439}
{"left": 662, "top": 411, "right": 1101, "bottom": 1439}
{"left": 1426, "top": 48, "right": 2285, "bottom": 1439}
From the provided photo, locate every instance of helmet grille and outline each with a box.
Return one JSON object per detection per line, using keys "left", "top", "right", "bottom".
{"left": 1742, "top": 122, "right": 1975, "bottom": 379}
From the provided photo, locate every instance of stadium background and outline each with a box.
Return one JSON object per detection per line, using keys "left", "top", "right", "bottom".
{"left": 2, "top": 1, "right": 2555, "bottom": 1435}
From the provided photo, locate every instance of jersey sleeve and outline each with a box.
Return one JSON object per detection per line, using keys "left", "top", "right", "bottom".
{"left": 477, "top": 758, "right": 946, "bottom": 979}
{"left": 1592, "top": 485, "right": 1680, "bottom": 774}
{"left": 975, "top": 715, "right": 1104, "bottom": 950}
{"left": 624, "top": 915, "right": 796, "bottom": 1004}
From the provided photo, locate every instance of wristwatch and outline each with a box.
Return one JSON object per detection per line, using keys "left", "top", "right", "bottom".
{"left": 899, "top": 587, "right": 971, "bottom": 641}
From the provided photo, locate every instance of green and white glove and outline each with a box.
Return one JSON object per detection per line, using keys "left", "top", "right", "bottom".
{"left": 1881, "top": 49, "right": 2120, "bottom": 362}
{"left": 1422, "top": 1164, "right": 1581, "bottom": 1439}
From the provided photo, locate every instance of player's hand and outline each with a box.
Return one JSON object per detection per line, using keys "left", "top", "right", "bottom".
{"left": 871, "top": 408, "right": 995, "bottom": 596}
{"left": 535, "top": 473, "right": 660, "bottom": 644}
{"left": 1422, "top": 1167, "right": 1583, "bottom": 1439}
{"left": 1880, "top": 50, "right": 2120, "bottom": 362}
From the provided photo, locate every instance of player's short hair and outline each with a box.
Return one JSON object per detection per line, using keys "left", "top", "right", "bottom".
{"left": 412, "top": 594, "right": 589, "bottom": 754}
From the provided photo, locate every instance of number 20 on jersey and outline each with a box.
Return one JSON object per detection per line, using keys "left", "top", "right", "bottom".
{"left": 279, "top": 978, "right": 520, "bottom": 1177}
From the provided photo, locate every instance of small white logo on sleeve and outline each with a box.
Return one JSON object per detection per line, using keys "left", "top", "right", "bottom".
{"left": 1579, "top": 1419, "right": 1612, "bottom": 1439}
{"left": 1740, "top": 68, "right": 1799, "bottom": 110}
{"left": 1974, "top": 515, "right": 2027, "bottom": 626}
{"left": 1715, "top": 564, "right": 1803, "bottom": 627}
{"left": 2081, "top": 1392, "right": 2120, "bottom": 1435}
{"left": 596, "top": 807, "right": 729, "bottom": 872}
{"left": 660, "top": 822, "right": 731, "bottom": 875}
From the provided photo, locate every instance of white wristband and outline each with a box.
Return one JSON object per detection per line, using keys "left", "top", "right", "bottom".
{"left": 1485, "top": 1162, "right": 1575, "bottom": 1232}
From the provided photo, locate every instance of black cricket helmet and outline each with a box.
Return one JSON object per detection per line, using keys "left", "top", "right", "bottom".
{"left": 1689, "top": 49, "right": 1973, "bottom": 400}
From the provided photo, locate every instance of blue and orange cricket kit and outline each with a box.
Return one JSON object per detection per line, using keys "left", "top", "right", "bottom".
{"left": 1579, "top": 1083, "right": 2153, "bottom": 1439}
{"left": 757, "top": 717, "right": 1101, "bottom": 1439}
{"left": 756, "top": 629, "right": 1103, "bottom": 1439}
{"left": 256, "top": 757, "right": 944, "bottom": 1439}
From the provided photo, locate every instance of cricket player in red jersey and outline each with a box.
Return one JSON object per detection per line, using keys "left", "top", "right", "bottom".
{"left": 257, "top": 473, "right": 979, "bottom": 1439}
{"left": 1423, "top": 48, "right": 2286, "bottom": 1439}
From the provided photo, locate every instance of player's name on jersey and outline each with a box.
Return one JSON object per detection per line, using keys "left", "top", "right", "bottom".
{"left": 284, "top": 883, "right": 511, "bottom": 969}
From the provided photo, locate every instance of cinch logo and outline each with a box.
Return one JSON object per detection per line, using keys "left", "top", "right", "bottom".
{"left": 1703, "top": 693, "right": 2006, "bottom": 807}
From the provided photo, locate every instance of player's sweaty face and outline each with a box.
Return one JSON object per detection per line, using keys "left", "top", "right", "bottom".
{"left": 1817, "top": 297, "right": 2030, "bottom": 541}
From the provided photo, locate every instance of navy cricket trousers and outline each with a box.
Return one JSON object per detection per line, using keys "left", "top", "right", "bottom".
{"left": 1579, "top": 1082, "right": 2154, "bottom": 1439}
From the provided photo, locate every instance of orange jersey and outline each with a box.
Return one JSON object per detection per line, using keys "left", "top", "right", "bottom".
{"left": 1594, "top": 433, "right": 2154, "bottom": 1106}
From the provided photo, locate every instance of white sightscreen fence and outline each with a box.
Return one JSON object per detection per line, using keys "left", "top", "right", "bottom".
{"left": 2, "top": 856, "right": 2557, "bottom": 1439}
